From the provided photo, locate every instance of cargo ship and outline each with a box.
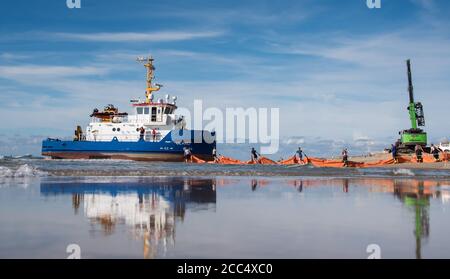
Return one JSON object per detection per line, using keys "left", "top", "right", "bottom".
{"left": 41, "top": 57, "right": 215, "bottom": 161}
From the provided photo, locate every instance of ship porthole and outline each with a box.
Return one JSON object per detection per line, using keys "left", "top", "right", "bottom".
{"left": 112, "top": 128, "right": 116, "bottom": 132}
{"left": 117, "top": 128, "right": 121, "bottom": 131}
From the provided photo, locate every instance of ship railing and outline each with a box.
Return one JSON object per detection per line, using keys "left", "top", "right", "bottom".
{"left": 144, "top": 134, "right": 163, "bottom": 142}
{"left": 127, "top": 115, "right": 171, "bottom": 125}
{"left": 90, "top": 116, "right": 129, "bottom": 123}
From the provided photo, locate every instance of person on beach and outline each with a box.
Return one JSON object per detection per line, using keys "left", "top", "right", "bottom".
{"left": 139, "top": 127, "right": 145, "bottom": 140}
{"left": 251, "top": 147, "right": 260, "bottom": 163}
{"left": 415, "top": 144, "right": 424, "bottom": 163}
{"left": 212, "top": 147, "right": 218, "bottom": 162}
{"left": 183, "top": 146, "right": 192, "bottom": 163}
{"left": 342, "top": 148, "right": 349, "bottom": 167}
{"left": 430, "top": 144, "right": 440, "bottom": 162}
{"left": 391, "top": 144, "right": 398, "bottom": 164}
{"left": 296, "top": 147, "right": 304, "bottom": 162}
{"left": 151, "top": 128, "right": 157, "bottom": 142}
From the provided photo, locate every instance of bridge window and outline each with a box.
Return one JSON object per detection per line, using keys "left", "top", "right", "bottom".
{"left": 136, "top": 107, "right": 143, "bottom": 114}
{"left": 151, "top": 107, "right": 157, "bottom": 121}
{"left": 144, "top": 107, "right": 149, "bottom": 114}
{"left": 164, "top": 107, "right": 172, "bottom": 114}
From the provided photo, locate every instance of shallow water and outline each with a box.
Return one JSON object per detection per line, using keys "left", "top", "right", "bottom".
{"left": 1, "top": 174, "right": 450, "bottom": 259}
{"left": 1, "top": 158, "right": 450, "bottom": 178}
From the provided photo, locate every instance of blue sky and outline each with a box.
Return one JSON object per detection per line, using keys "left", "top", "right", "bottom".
{"left": 1, "top": 0, "right": 450, "bottom": 156}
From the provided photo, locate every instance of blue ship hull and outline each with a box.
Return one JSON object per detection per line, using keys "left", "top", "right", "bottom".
{"left": 40, "top": 178, "right": 217, "bottom": 203}
{"left": 42, "top": 130, "right": 215, "bottom": 161}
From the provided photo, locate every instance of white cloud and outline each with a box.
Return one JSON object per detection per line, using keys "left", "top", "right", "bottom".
{"left": 269, "top": 32, "right": 450, "bottom": 72}
{"left": 0, "top": 65, "right": 108, "bottom": 79}
{"left": 1, "top": 8, "right": 450, "bottom": 148}
{"left": 0, "top": 57, "right": 447, "bottom": 143}
{"left": 49, "top": 30, "right": 224, "bottom": 42}
{"left": 410, "top": 0, "right": 436, "bottom": 12}
{"left": 155, "top": 1, "right": 315, "bottom": 28}
{"left": 0, "top": 53, "right": 30, "bottom": 61}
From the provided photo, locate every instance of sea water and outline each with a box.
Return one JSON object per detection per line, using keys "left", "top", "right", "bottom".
{"left": 1, "top": 158, "right": 450, "bottom": 259}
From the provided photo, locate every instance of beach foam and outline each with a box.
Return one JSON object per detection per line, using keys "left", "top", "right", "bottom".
{"left": 0, "top": 166, "right": 14, "bottom": 177}
{"left": 0, "top": 164, "right": 47, "bottom": 177}
{"left": 393, "top": 168, "right": 415, "bottom": 176}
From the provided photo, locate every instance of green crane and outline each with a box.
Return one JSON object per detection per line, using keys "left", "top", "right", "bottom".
{"left": 398, "top": 59, "right": 427, "bottom": 152}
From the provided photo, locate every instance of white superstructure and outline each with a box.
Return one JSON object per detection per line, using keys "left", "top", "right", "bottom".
{"left": 75, "top": 57, "right": 186, "bottom": 142}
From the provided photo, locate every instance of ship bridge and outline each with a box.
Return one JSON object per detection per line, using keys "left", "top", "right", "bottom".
{"left": 129, "top": 97, "right": 178, "bottom": 124}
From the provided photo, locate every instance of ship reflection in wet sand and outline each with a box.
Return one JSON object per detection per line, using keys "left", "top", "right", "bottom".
{"left": 35, "top": 177, "right": 450, "bottom": 259}
{"left": 40, "top": 178, "right": 216, "bottom": 259}
{"left": 0, "top": 176, "right": 448, "bottom": 258}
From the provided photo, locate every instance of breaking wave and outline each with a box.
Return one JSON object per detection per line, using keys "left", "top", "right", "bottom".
{"left": 0, "top": 164, "right": 47, "bottom": 178}
{"left": 0, "top": 166, "right": 13, "bottom": 177}
{"left": 393, "top": 169, "right": 415, "bottom": 176}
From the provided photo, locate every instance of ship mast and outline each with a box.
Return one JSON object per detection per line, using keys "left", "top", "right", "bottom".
{"left": 137, "top": 56, "right": 162, "bottom": 103}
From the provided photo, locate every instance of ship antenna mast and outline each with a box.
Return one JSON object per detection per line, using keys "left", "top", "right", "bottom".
{"left": 136, "top": 56, "right": 162, "bottom": 103}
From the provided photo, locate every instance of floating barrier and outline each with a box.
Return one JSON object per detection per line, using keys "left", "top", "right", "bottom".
{"left": 190, "top": 152, "right": 450, "bottom": 168}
